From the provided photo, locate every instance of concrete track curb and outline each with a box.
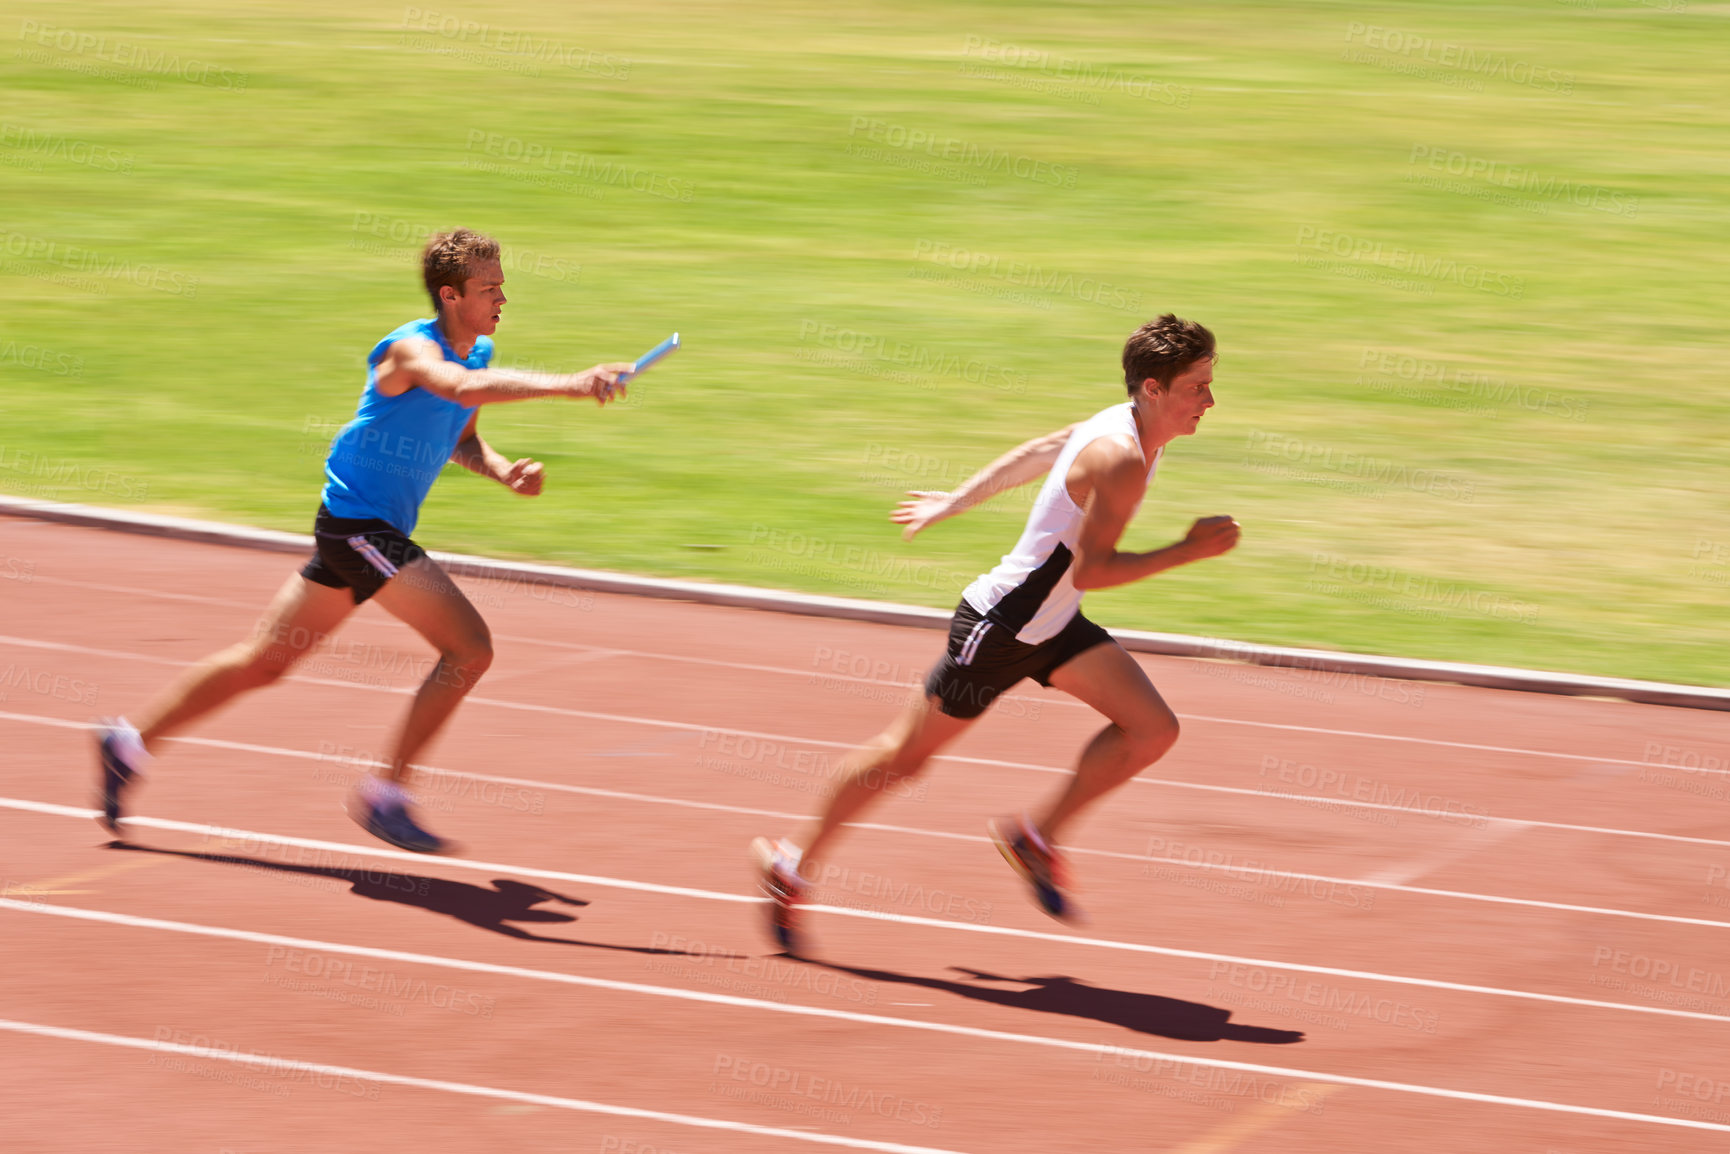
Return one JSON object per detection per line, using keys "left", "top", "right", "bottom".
{"left": 3, "top": 495, "right": 1724, "bottom": 712}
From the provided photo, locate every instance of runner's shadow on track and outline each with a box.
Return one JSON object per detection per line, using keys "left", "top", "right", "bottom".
{"left": 105, "top": 842, "right": 727, "bottom": 958}
{"left": 803, "top": 960, "right": 1304, "bottom": 1044}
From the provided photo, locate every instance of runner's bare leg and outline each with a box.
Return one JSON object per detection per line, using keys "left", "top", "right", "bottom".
{"left": 367, "top": 554, "right": 493, "bottom": 785}
{"left": 799, "top": 693, "right": 977, "bottom": 876}
{"left": 134, "top": 575, "right": 358, "bottom": 754}
{"left": 1037, "top": 642, "right": 1178, "bottom": 842}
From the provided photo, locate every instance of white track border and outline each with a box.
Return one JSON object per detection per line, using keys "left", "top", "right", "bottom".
{"left": 3, "top": 495, "right": 1725, "bottom": 712}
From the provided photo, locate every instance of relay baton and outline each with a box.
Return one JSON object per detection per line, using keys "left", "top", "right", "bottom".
{"left": 619, "top": 332, "right": 680, "bottom": 383}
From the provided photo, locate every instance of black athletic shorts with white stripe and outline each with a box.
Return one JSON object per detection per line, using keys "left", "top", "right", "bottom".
{"left": 300, "top": 505, "right": 426, "bottom": 605}
{"left": 923, "top": 599, "right": 1115, "bottom": 720}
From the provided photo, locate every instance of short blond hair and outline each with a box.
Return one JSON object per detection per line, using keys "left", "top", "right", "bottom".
{"left": 421, "top": 228, "right": 501, "bottom": 311}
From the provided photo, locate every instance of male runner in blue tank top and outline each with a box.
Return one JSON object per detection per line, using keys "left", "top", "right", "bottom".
{"left": 754, "top": 315, "right": 1240, "bottom": 949}
{"left": 95, "top": 228, "right": 635, "bottom": 852}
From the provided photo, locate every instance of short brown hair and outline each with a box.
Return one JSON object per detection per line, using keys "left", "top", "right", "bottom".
{"left": 1121, "top": 314, "right": 1216, "bottom": 393}
{"left": 421, "top": 228, "right": 501, "bottom": 312}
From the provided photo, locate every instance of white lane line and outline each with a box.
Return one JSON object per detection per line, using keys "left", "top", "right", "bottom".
{"left": 7, "top": 706, "right": 1730, "bottom": 927}
{"left": 7, "top": 638, "right": 1730, "bottom": 855}
{"left": 4, "top": 905, "right": 1728, "bottom": 1135}
{"left": 0, "top": 1018, "right": 969, "bottom": 1154}
{"left": 1359, "top": 820, "right": 1532, "bottom": 888}
{"left": 0, "top": 797, "right": 756, "bottom": 905}
{"left": 3, "top": 802, "right": 1729, "bottom": 1026}
{"left": 0, "top": 618, "right": 1695, "bottom": 773}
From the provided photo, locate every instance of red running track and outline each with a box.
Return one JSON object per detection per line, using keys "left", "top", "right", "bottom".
{"left": 3, "top": 515, "right": 1729, "bottom": 1153}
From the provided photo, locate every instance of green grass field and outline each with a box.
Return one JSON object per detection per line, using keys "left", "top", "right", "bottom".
{"left": 3, "top": 0, "right": 1726, "bottom": 685}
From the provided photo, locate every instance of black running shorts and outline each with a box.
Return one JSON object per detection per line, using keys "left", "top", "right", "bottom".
{"left": 300, "top": 505, "right": 426, "bottom": 605}
{"left": 923, "top": 600, "right": 1115, "bottom": 720}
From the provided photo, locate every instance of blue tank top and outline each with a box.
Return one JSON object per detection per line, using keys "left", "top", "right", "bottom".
{"left": 319, "top": 319, "right": 491, "bottom": 535}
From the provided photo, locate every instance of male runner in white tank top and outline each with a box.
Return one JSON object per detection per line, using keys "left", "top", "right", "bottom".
{"left": 754, "top": 315, "right": 1239, "bottom": 950}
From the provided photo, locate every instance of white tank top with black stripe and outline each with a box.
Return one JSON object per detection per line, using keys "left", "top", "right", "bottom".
{"left": 960, "top": 402, "right": 1161, "bottom": 644}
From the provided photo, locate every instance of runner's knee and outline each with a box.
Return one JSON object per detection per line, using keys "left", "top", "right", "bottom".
{"left": 1125, "top": 712, "right": 1179, "bottom": 765}
{"left": 236, "top": 643, "right": 296, "bottom": 689}
{"left": 441, "top": 632, "right": 493, "bottom": 675}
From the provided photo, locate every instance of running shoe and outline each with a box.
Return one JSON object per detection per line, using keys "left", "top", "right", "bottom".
{"left": 352, "top": 793, "right": 448, "bottom": 854}
{"left": 751, "top": 836, "right": 807, "bottom": 954}
{"left": 94, "top": 720, "right": 142, "bottom": 835}
{"left": 989, "top": 815, "right": 1077, "bottom": 922}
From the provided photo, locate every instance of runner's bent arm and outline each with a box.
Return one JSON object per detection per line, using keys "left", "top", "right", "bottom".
{"left": 1068, "top": 439, "right": 1239, "bottom": 591}
{"left": 892, "top": 424, "right": 1075, "bottom": 540}
{"left": 375, "top": 337, "right": 634, "bottom": 406}
{"left": 449, "top": 412, "right": 544, "bottom": 496}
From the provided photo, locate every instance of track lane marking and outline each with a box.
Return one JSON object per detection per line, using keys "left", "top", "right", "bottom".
{"left": 13, "top": 706, "right": 1730, "bottom": 923}
{"left": 0, "top": 1017, "right": 971, "bottom": 1154}
{"left": 1164, "top": 1083, "right": 1345, "bottom": 1153}
{"left": 6, "top": 770, "right": 1730, "bottom": 933}
{"left": 4, "top": 908, "right": 1729, "bottom": 1134}
{"left": 2, "top": 800, "right": 1728, "bottom": 1026}
{"left": 9, "top": 649, "right": 1730, "bottom": 854}
{"left": 0, "top": 854, "right": 171, "bottom": 897}
{"left": 0, "top": 624, "right": 1696, "bottom": 773}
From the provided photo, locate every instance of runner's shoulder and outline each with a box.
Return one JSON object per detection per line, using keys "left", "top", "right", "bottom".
{"left": 1074, "top": 432, "right": 1144, "bottom": 476}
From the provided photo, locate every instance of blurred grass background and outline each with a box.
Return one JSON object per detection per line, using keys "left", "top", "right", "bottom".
{"left": 1, "top": 0, "right": 1725, "bottom": 683}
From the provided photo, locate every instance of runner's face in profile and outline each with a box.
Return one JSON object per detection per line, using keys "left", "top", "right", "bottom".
{"left": 1145, "top": 359, "right": 1216, "bottom": 438}
{"left": 450, "top": 259, "right": 506, "bottom": 337}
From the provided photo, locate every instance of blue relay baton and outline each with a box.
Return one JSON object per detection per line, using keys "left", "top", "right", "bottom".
{"left": 619, "top": 332, "right": 680, "bottom": 383}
